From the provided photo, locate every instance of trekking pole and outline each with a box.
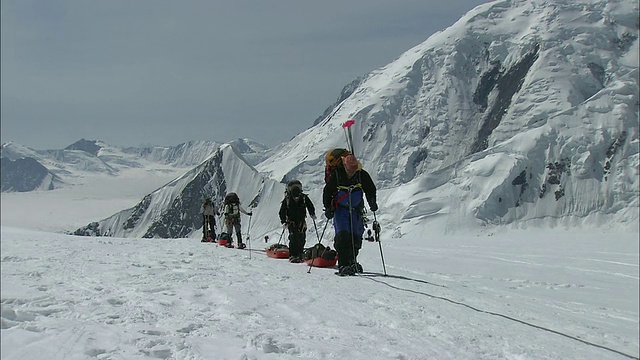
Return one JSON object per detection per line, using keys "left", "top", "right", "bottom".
{"left": 203, "top": 215, "right": 207, "bottom": 241}
{"left": 373, "top": 211, "right": 387, "bottom": 276}
{"left": 277, "top": 226, "right": 286, "bottom": 245}
{"left": 312, "top": 216, "right": 321, "bottom": 243}
{"left": 307, "top": 219, "right": 330, "bottom": 274}
{"left": 247, "top": 213, "right": 252, "bottom": 259}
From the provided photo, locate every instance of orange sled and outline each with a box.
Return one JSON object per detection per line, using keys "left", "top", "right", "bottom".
{"left": 265, "top": 245, "right": 290, "bottom": 259}
{"left": 304, "top": 255, "right": 338, "bottom": 268}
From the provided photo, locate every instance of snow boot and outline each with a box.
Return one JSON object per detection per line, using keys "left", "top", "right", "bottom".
{"left": 237, "top": 243, "right": 246, "bottom": 249}
{"left": 337, "top": 265, "right": 356, "bottom": 276}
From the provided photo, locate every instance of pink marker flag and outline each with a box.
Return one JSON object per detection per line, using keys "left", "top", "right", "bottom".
{"left": 342, "top": 119, "right": 355, "bottom": 128}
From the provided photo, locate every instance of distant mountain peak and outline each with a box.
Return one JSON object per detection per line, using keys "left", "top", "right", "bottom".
{"left": 64, "top": 139, "right": 102, "bottom": 156}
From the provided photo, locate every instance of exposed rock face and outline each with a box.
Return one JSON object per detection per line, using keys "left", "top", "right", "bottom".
{"left": 1, "top": 157, "right": 57, "bottom": 192}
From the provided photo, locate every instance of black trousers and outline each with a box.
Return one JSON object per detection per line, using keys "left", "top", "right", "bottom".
{"left": 202, "top": 215, "right": 216, "bottom": 238}
{"left": 334, "top": 230, "right": 362, "bottom": 267}
{"left": 288, "top": 228, "right": 306, "bottom": 258}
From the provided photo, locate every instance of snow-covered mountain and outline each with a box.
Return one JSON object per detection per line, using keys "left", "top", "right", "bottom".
{"left": 0, "top": 157, "right": 59, "bottom": 192}
{"left": 73, "top": 0, "right": 638, "bottom": 238}
{"left": 257, "top": 0, "right": 639, "bottom": 233}
{"left": 0, "top": 138, "right": 269, "bottom": 192}
{"left": 1, "top": 139, "right": 220, "bottom": 175}
{"left": 73, "top": 144, "right": 282, "bottom": 238}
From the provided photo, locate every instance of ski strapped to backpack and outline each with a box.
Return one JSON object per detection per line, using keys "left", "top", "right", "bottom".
{"left": 323, "top": 119, "right": 359, "bottom": 184}
{"left": 342, "top": 119, "right": 356, "bottom": 155}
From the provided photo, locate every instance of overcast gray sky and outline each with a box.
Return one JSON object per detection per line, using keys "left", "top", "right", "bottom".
{"left": 1, "top": 0, "right": 490, "bottom": 150}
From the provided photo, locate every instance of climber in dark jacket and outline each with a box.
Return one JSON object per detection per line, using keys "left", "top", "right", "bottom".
{"left": 322, "top": 154, "right": 377, "bottom": 275}
{"left": 279, "top": 180, "right": 316, "bottom": 263}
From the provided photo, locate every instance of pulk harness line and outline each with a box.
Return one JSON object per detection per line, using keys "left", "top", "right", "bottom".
{"left": 307, "top": 218, "right": 330, "bottom": 274}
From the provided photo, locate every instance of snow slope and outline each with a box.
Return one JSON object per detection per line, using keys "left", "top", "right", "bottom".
{"left": 1, "top": 226, "right": 638, "bottom": 359}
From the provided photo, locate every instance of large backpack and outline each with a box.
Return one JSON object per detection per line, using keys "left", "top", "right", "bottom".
{"left": 302, "top": 243, "right": 337, "bottom": 260}
{"left": 223, "top": 192, "right": 241, "bottom": 220}
{"left": 324, "top": 148, "right": 351, "bottom": 183}
{"left": 224, "top": 192, "right": 240, "bottom": 205}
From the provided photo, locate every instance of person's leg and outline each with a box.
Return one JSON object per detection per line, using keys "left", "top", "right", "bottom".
{"left": 289, "top": 231, "right": 302, "bottom": 258}
{"left": 334, "top": 230, "right": 354, "bottom": 267}
{"left": 299, "top": 232, "right": 306, "bottom": 259}
{"left": 352, "top": 212, "right": 365, "bottom": 271}
{"left": 225, "top": 219, "right": 233, "bottom": 242}
{"left": 234, "top": 220, "right": 243, "bottom": 245}
{"left": 209, "top": 217, "right": 217, "bottom": 239}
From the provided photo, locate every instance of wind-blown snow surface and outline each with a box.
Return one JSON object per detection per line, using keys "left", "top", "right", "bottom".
{"left": 1, "top": 226, "right": 638, "bottom": 360}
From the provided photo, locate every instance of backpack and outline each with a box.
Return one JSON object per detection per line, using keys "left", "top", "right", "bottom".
{"left": 223, "top": 193, "right": 241, "bottom": 220}
{"left": 324, "top": 148, "right": 351, "bottom": 183}
{"left": 303, "top": 243, "right": 337, "bottom": 260}
{"left": 224, "top": 192, "right": 240, "bottom": 205}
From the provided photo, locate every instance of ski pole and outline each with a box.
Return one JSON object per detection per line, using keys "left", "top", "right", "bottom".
{"left": 307, "top": 218, "right": 330, "bottom": 274}
{"left": 312, "top": 216, "right": 321, "bottom": 243}
{"left": 203, "top": 214, "right": 207, "bottom": 241}
{"left": 277, "top": 226, "right": 286, "bottom": 245}
{"left": 373, "top": 211, "right": 386, "bottom": 276}
{"left": 247, "top": 213, "right": 252, "bottom": 259}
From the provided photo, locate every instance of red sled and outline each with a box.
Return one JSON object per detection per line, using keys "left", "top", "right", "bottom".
{"left": 304, "top": 255, "right": 338, "bottom": 268}
{"left": 217, "top": 232, "right": 231, "bottom": 247}
{"left": 265, "top": 245, "right": 290, "bottom": 259}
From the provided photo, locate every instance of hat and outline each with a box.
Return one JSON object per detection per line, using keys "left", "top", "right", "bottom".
{"left": 287, "top": 180, "right": 302, "bottom": 197}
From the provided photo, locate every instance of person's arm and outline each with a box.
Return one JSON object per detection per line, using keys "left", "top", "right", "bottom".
{"left": 323, "top": 171, "right": 337, "bottom": 210}
{"left": 361, "top": 170, "right": 378, "bottom": 211}
{"left": 278, "top": 200, "right": 287, "bottom": 223}
{"left": 239, "top": 204, "right": 252, "bottom": 216}
{"left": 305, "top": 195, "right": 316, "bottom": 218}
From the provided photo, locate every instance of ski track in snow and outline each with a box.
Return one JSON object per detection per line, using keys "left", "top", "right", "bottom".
{"left": 1, "top": 227, "right": 638, "bottom": 360}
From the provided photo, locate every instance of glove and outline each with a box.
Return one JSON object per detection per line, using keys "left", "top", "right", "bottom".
{"left": 282, "top": 223, "right": 288, "bottom": 230}
{"left": 370, "top": 202, "right": 378, "bottom": 212}
{"left": 310, "top": 214, "right": 317, "bottom": 220}
{"left": 324, "top": 209, "right": 334, "bottom": 220}
{"left": 248, "top": 212, "right": 253, "bottom": 216}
